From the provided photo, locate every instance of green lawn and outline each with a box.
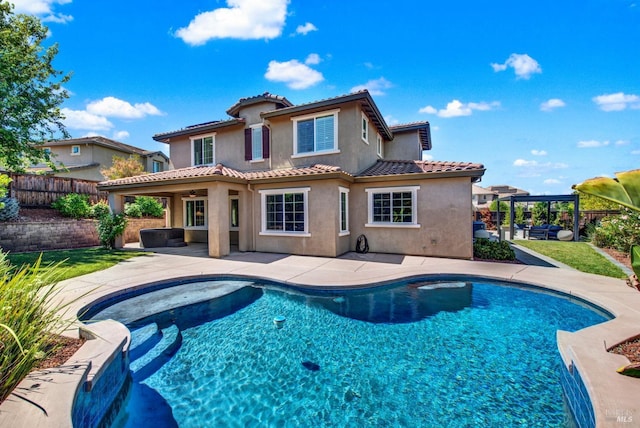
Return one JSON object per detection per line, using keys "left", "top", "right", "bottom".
{"left": 513, "top": 240, "right": 628, "bottom": 279}
{"left": 6, "top": 248, "right": 147, "bottom": 281}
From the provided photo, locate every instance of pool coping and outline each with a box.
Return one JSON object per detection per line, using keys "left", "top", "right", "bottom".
{"left": 2, "top": 250, "right": 639, "bottom": 427}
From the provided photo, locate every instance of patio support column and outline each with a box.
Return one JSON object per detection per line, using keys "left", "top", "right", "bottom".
{"left": 108, "top": 193, "right": 125, "bottom": 248}
{"left": 238, "top": 190, "right": 252, "bottom": 252}
{"left": 207, "top": 183, "right": 230, "bottom": 258}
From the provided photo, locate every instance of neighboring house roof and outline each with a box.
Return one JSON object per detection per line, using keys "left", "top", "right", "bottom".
{"left": 472, "top": 184, "right": 498, "bottom": 195}
{"left": 389, "top": 122, "right": 432, "bottom": 151}
{"left": 357, "top": 160, "right": 485, "bottom": 181}
{"left": 98, "top": 160, "right": 484, "bottom": 190}
{"left": 152, "top": 118, "right": 246, "bottom": 143}
{"left": 29, "top": 162, "right": 101, "bottom": 173}
{"left": 262, "top": 90, "right": 394, "bottom": 141}
{"left": 226, "top": 92, "right": 293, "bottom": 117}
{"left": 45, "top": 136, "right": 162, "bottom": 157}
{"left": 487, "top": 185, "right": 530, "bottom": 200}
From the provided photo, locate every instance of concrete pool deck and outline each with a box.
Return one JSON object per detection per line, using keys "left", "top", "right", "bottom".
{"left": 2, "top": 244, "right": 640, "bottom": 427}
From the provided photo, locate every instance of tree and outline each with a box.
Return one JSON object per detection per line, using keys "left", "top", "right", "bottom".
{"left": 101, "top": 155, "right": 147, "bottom": 180}
{"left": 0, "top": 2, "right": 70, "bottom": 171}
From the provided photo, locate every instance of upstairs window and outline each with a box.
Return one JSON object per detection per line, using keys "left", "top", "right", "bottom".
{"left": 192, "top": 135, "right": 214, "bottom": 166}
{"left": 361, "top": 113, "right": 369, "bottom": 143}
{"left": 71, "top": 145, "right": 81, "bottom": 156}
{"left": 245, "top": 125, "right": 270, "bottom": 161}
{"left": 376, "top": 134, "right": 383, "bottom": 157}
{"left": 292, "top": 109, "right": 339, "bottom": 156}
{"left": 153, "top": 160, "right": 163, "bottom": 173}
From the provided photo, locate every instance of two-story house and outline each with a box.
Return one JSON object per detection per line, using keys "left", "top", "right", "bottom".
{"left": 29, "top": 136, "right": 171, "bottom": 181}
{"left": 99, "top": 91, "right": 485, "bottom": 259}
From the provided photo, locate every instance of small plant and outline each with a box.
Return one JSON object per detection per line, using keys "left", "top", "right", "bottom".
{"left": 51, "top": 193, "right": 91, "bottom": 219}
{"left": 90, "top": 200, "right": 111, "bottom": 219}
{"left": 590, "top": 209, "right": 640, "bottom": 253}
{"left": 473, "top": 238, "right": 516, "bottom": 261}
{"left": 0, "top": 197, "right": 20, "bottom": 221}
{"left": 97, "top": 213, "right": 128, "bottom": 249}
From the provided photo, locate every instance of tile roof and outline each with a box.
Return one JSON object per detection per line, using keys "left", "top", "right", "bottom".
{"left": 98, "top": 164, "right": 348, "bottom": 188}
{"left": 44, "top": 136, "right": 154, "bottom": 156}
{"left": 357, "top": 160, "right": 485, "bottom": 177}
{"left": 153, "top": 118, "right": 245, "bottom": 142}
{"left": 226, "top": 92, "right": 293, "bottom": 117}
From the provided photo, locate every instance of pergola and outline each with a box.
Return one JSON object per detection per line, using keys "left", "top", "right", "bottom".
{"left": 497, "top": 194, "right": 580, "bottom": 242}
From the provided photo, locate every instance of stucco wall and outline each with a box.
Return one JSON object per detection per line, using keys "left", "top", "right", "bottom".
{"left": 349, "top": 177, "right": 474, "bottom": 259}
{"left": 251, "top": 179, "right": 346, "bottom": 257}
{"left": 123, "top": 217, "right": 167, "bottom": 243}
{"left": 385, "top": 131, "right": 422, "bottom": 161}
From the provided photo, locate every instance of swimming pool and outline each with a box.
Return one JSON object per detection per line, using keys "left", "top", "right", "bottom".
{"left": 87, "top": 277, "right": 609, "bottom": 427}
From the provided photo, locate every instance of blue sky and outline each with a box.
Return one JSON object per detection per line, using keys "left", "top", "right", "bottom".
{"left": 11, "top": 0, "right": 640, "bottom": 194}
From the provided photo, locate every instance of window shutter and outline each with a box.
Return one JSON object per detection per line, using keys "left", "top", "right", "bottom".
{"left": 262, "top": 126, "right": 270, "bottom": 159}
{"left": 244, "top": 128, "right": 252, "bottom": 161}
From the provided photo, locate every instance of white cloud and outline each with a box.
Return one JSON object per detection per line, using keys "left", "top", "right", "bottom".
{"left": 544, "top": 178, "right": 561, "bottom": 185}
{"left": 577, "top": 140, "right": 610, "bottom": 148}
{"left": 11, "top": 0, "right": 73, "bottom": 23}
{"left": 62, "top": 108, "right": 113, "bottom": 131}
{"left": 513, "top": 158, "right": 568, "bottom": 169}
{"left": 296, "top": 22, "right": 317, "bottom": 35}
{"left": 531, "top": 149, "right": 547, "bottom": 156}
{"left": 113, "top": 130, "right": 130, "bottom": 140}
{"left": 350, "top": 77, "right": 393, "bottom": 96}
{"left": 632, "top": 150, "right": 640, "bottom": 155}
{"left": 305, "top": 53, "right": 321, "bottom": 65}
{"left": 175, "top": 0, "right": 288, "bottom": 45}
{"left": 419, "top": 99, "right": 500, "bottom": 118}
{"left": 491, "top": 53, "right": 542, "bottom": 79}
{"left": 384, "top": 115, "right": 400, "bottom": 126}
{"left": 540, "top": 98, "right": 566, "bottom": 112}
{"left": 86, "top": 96, "right": 164, "bottom": 119}
{"left": 423, "top": 154, "right": 434, "bottom": 160}
{"left": 615, "top": 139, "right": 630, "bottom": 146}
{"left": 264, "top": 59, "right": 323, "bottom": 89}
{"left": 592, "top": 92, "right": 640, "bottom": 111}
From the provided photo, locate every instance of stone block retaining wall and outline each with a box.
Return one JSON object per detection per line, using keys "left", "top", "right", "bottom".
{"left": 0, "top": 217, "right": 165, "bottom": 252}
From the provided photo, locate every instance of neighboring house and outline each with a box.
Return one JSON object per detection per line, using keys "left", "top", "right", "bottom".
{"left": 486, "top": 185, "right": 529, "bottom": 201}
{"left": 472, "top": 185, "right": 498, "bottom": 210}
{"left": 29, "top": 136, "right": 171, "bottom": 181}
{"left": 99, "top": 91, "right": 485, "bottom": 259}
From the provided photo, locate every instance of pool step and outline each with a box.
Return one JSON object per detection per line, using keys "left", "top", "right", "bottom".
{"left": 130, "top": 324, "right": 182, "bottom": 381}
{"left": 129, "top": 323, "right": 161, "bottom": 361}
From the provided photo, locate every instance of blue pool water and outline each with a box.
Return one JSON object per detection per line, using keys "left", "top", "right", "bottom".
{"left": 106, "top": 278, "right": 608, "bottom": 427}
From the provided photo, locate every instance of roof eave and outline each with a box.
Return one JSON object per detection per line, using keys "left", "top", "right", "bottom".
{"left": 355, "top": 169, "right": 485, "bottom": 183}
{"left": 152, "top": 119, "right": 246, "bottom": 143}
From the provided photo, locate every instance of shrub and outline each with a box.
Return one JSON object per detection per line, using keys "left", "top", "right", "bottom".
{"left": 97, "top": 213, "right": 128, "bottom": 249}
{"left": 51, "top": 193, "right": 91, "bottom": 219}
{"left": 0, "top": 252, "right": 74, "bottom": 402}
{"left": 124, "top": 202, "right": 142, "bottom": 218}
{"left": 0, "top": 198, "right": 20, "bottom": 221}
{"left": 473, "top": 238, "right": 516, "bottom": 261}
{"left": 129, "top": 196, "right": 164, "bottom": 218}
{"left": 90, "top": 201, "right": 111, "bottom": 219}
{"left": 591, "top": 209, "right": 640, "bottom": 253}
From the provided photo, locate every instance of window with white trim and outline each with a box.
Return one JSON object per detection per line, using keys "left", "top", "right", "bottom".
{"left": 153, "top": 160, "right": 163, "bottom": 173}
{"left": 366, "top": 186, "right": 419, "bottom": 227}
{"left": 361, "top": 113, "right": 369, "bottom": 143}
{"left": 376, "top": 134, "right": 383, "bottom": 157}
{"left": 339, "top": 187, "right": 349, "bottom": 235}
{"left": 192, "top": 135, "right": 214, "bottom": 166}
{"left": 292, "top": 109, "right": 339, "bottom": 156}
{"left": 71, "top": 145, "right": 80, "bottom": 155}
{"left": 183, "top": 197, "right": 207, "bottom": 229}
{"left": 259, "top": 188, "right": 310, "bottom": 235}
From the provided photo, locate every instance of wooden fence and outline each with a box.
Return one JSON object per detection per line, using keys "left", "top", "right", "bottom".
{"left": 5, "top": 173, "right": 108, "bottom": 207}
